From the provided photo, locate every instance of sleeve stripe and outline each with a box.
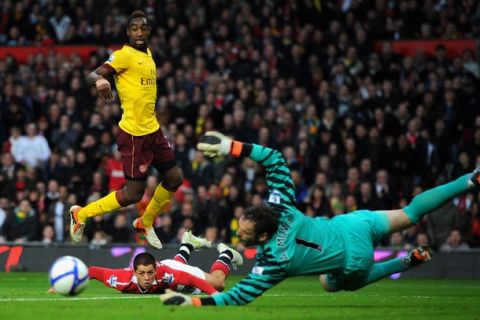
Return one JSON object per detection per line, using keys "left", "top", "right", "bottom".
{"left": 257, "top": 149, "right": 276, "bottom": 164}
{"left": 236, "top": 286, "right": 259, "bottom": 298}
{"left": 225, "top": 292, "right": 243, "bottom": 304}
{"left": 241, "top": 280, "right": 271, "bottom": 291}
{"left": 247, "top": 276, "right": 283, "bottom": 285}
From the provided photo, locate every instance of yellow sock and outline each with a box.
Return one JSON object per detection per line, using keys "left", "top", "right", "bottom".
{"left": 77, "top": 191, "right": 122, "bottom": 223}
{"left": 142, "top": 184, "right": 173, "bottom": 227}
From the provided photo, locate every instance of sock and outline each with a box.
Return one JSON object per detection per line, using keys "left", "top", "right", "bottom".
{"left": 142, "top": 184, "right": 173, "bottom": 228}
{"left": 210, "top": 251, "right": 233, "bottom": 276}
{"left": 174, "top": 243, "right": 194, "bottom": 264}
{"left": 403, "top": 173, "right": 472, "bottom": 224}
{"left": 344, "top": 258, "right": 408, "bottom": 291}
{"left": 77, "top": 191, "right": 122, "bottom": 223}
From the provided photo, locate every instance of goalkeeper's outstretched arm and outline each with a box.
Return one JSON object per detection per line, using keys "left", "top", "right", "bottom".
{"left": 161, "top": 271, "right": 285, "bottom": 306}
{"left": 197, "top": 132, "right": 297, "bottom": 210}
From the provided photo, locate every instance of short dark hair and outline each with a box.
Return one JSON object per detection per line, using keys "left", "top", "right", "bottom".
{"left": 128, "top": 10, "right": 148, "bottom": 26}
{"left": 133, "top": 252, "right": 156, "bottom": 270}
{"left": 244, "top": 204, "right": 279, "bottom": 239}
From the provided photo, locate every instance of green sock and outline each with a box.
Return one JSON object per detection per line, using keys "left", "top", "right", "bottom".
{"left": 403, "top": 174, "right": 472, "bottom": 224}
{"left": 344, "top": 258, "right": 408, "bottom": 290}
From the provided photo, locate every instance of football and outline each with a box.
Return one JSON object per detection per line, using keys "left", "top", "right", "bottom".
{"left": 49, "top": 256, "right": 89, "bottom": 296}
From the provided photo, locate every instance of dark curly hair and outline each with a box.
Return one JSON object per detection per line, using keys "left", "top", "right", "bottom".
{"left": 244, "top": 204, "right": 279, "bottom": 240}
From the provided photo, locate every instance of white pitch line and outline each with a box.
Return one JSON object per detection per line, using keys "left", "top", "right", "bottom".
{"left": 0, "top": 293, "right": 455, "bottom": 302}
{"left": 0, "top": 295, "right": 160, "bottom": 302}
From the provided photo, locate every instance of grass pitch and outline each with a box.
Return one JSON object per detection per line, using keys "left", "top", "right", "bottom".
{"left": 0, "top": 273, "right": 479, "bottom": 320}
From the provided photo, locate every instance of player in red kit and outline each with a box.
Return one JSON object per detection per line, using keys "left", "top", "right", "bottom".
{"left": 85, "top": 232, "right": 243, "bottom": 294}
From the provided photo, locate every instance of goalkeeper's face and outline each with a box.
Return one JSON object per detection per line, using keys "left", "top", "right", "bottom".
{"left": 237, "top": 216, "right": 263, "bottom": 246}
{"left": 134, "top": 264, "right": 156, "bottom": 290}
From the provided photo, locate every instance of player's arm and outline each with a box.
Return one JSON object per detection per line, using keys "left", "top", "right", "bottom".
{"left": 86, "top": 64, "right": 114, "bottom": 101}
{"left": 175, "top": 270, "right": 219, "bottom": 295}
{"left": 88, "top": 266, "right": 128, "bottom": 292}
{"left": 197, "top": 132, "right": 296, "bottom": 209}
{"left": 87, "top": 49, "right": 128, "bottom": 101}
{"left": 158, "top": 263, "right": 218, "bottom": 295}
{"left": 161, "top": 270, "right": 285, "bottom": 306}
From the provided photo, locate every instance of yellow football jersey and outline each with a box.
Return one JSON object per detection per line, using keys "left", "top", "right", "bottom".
{"left": 105, "top": 45, "right": 159, "bottom": 136}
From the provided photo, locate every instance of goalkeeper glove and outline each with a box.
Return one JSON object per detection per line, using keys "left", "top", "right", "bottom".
{"left": 197, "top": 131, "right": 244, "bottom": 158}
{"left": 160, "top": 289, "right": 204, "bottom": 306}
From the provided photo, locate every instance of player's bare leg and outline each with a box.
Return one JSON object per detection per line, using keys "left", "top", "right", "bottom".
{"left": 205, "top": 271, "right": 227, "bottom": 292}
{"left": 201, "top": 244, "right": 244, "bottom": 292}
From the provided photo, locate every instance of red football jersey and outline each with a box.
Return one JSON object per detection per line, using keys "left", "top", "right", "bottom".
{"left": 89, "top": 260, "right": 218, "bottom": 295}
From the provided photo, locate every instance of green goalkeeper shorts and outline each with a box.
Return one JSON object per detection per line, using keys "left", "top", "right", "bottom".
{"left": 326, "top": 210, "right": 390, "bottom": 290}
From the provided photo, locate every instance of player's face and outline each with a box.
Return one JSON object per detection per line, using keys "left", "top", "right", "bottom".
{"left": 134, "top": 264, "right": 156, "bottom": 290}
{"left": 127, "top": 17, "right": 150, "bottom": 50}
{"left": 237, "top": 216, "right": 258, "bottom": 246}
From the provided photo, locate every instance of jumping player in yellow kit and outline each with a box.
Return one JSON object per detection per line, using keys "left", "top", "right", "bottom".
{"left": 69, "top": 11, "right": 182, "bottom": 249}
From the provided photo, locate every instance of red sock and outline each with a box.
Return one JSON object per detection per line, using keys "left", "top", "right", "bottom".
{"left": 174, "top": 255, "right": 187, "bottom": 264}
{"left": 210, "top": 261, "right": 230, "bottom": 276}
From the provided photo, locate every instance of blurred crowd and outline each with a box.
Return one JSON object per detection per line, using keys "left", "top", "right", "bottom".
{"left": 0, "top": 0, "right": 480, "bottom": 252}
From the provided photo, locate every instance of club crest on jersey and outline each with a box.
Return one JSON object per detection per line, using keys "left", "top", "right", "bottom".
{"left": 268, "top": 190, "right": 281, "bottom": 204}
{"left": 108, "top": 275, "right": 118, "bottom": 287}
{"left": 162, "top": 272, "right": 175, "bottom": 284}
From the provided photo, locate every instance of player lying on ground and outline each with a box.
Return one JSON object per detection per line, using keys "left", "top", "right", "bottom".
{"left": 50, "top": 231, "right": 243, "bottom": 294}
{"left": 160, "top": 131, "right": 477, "bottom": 306}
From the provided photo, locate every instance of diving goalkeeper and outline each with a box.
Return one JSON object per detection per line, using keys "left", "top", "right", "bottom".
{"left": 160, "top": 131, "right": 479, "bottom": 306}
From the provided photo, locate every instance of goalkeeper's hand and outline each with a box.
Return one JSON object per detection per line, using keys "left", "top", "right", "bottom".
{"left": 197, "top": 131, "right": 233, "bottom": 158}
{"left": 160, "top": 289, "right": 193, "bottom": 306}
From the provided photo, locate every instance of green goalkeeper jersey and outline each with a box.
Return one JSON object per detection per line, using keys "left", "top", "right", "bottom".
{"left": 212, "top": 144, "right": 347, "bottom": 306}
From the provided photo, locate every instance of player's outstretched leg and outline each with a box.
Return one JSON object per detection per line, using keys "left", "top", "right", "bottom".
{"left": 204, "top": 244, "right": 243, "bottom": 291}
{"left": 328, "top": 246, "right": 434, "bottom": 292}
{"left": 217, "top": 243, "right": 244, "bottom": 269}
{"left": 132, "top": 217, "right": 162, "bottom": 249}
{"left": 403, "top": 171, "right": 476, "bottom": 225}
{"left": 174, "top": 231, "right": 212, "bottom": 264}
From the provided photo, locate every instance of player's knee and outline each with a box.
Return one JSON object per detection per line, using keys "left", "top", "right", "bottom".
{"left": 122, "top": 190, "right": 144, "bottom": 205}
{"left": 163, "top": 175, "right": 182, "bottom": 191}
{"left": 214, "top": 280, "right": 226, "bottom": 292}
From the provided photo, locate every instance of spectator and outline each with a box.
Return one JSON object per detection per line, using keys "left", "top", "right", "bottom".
{"left": 49, "top": 6, "right": 71, "bottom": 43}
{"left": 0, "top": 197, "right": 9, "bottom": 242}
{"left": 11, "top": 123, "right": 51, "bottom": 169}
{"left": 110, "top": 213, "right": 133, "bottom": 243}
{"left": 4, "top": 199, "right": 38, "bottom": 242}
{"left": 41, "top": 224, "right": 55, "bottom": 244}
{"left": 46, "top": 184, "right": 71, "bottom": 242}
{"left": 441, "top": 229, "right": 470, "bottom": 252}
{"left": 90, "top": 230, "right": 108, "bottom": 249}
